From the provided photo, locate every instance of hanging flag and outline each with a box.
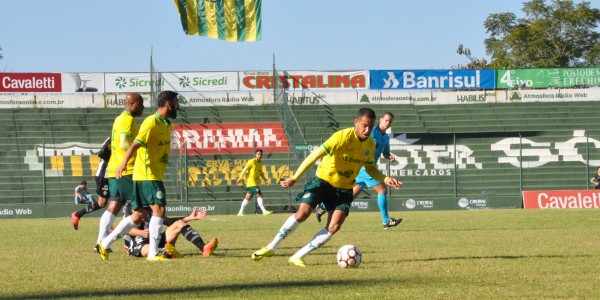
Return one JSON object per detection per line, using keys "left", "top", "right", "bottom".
{"left": 174, "top": 0, "right": 262, "bottom": 42}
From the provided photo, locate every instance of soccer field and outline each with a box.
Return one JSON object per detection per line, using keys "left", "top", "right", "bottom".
{"left": 1, "top": 209, "right": 599, "bottom": 299}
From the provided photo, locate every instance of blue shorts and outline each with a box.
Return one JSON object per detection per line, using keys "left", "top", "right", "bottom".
{"left": 355, "top": 167, "right": 382, "bottom": 190}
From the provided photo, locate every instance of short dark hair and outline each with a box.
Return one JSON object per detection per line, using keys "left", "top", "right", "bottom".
{"left": 255, "top": 149, "right": 263, "bottom": 154}
{"left": 157, "top": 91, "right": 179, "bottom": 107}
{"left": 80, "top": 181, "right": 87, "bottom": 185}
{"left": 382, "top": 111, "right": 395, "bottom": 120}
{"left": 356, "top": 107, "right": 376, "bottom": 120}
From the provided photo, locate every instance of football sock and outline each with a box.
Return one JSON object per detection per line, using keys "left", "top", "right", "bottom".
{"left": 97, "top": 211, "right": 116, "bottom": 242}
{"left": 268, "top": 214, "right": 300, "bottom": 251}
{"left": 257, "top": 197, "right": 268, "bottom": 212}
{"left": 238, "top": 199, "right": 249, "bottom": 214}
{"left": 292, "top": 230, "right": 333, "bottom": 259}
{"left": 181, "top": 225, "right": 205, "bottom": 250}
{"left": 377, "top": 193, "right": 390, "bottom": 224}
{"left": 148, "top": 216, "right": 164, "bottom": 258}
{"left": 101, "top": 216, "right": 135, "bottom": 249}
{"left": 76, "top": 201, "right": 101, "bottom": 218}
{"left": 311, "top": 227, "right": 328, "bottom": 240}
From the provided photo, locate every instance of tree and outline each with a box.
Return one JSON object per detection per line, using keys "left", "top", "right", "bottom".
{"left": 484, "top": 0, "right": 600, "bottom": 68}
{"left": 453, "top": 44, "right": 489, "bottom": 69}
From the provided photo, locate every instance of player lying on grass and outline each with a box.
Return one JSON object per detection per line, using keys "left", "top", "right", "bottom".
{"left": 122, "top": 206, "right": 218, "bottom": 259}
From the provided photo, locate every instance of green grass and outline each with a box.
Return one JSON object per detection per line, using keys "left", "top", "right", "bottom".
{"left": 1, "top": 209, "right": 600, "bottom": 299}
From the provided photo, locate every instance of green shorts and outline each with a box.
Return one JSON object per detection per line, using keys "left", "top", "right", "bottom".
{"left": 245, "top": 186, "right": 262, "bottom": 196}
{"left": 131, "top": 181, "right": 167, "bottom": 210}
{"left": 295, "top": 177, "right": 353, "bottom": 216}
{"left": 108, "top": 176, "right": 134, "bottom": 203}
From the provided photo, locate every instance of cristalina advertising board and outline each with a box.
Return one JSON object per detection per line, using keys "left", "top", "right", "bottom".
{"left": 239, "top": 70, "right": 369, "bottom": 91}
{"left": 522, "top": 190, "right": 600, "bottom": 209}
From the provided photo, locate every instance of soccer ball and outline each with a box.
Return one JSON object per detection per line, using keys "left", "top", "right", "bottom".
{"left": 337, "top": 244, "right": 362, "bottom": 268}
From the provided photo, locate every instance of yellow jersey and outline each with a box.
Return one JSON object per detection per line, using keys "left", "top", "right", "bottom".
{"left": 132, "top": 113, "right": 172, "bottom": 181}
{"left": 242, "top": 158, "right": 264, "bottom": 187}
{"left": 316, "top": 127, "right": 376, "bottom": 189}
{"left": 107, "top": 111, "right": 138, "bottom": 177}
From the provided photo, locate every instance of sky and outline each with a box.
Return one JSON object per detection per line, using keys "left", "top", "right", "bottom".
{"left": 0, "top": 1, "right": 539, "bottom": 73}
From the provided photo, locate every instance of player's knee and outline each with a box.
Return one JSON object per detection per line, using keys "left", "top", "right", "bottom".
{"left": 328, "top": 223, "right": 342, "bottom": 234}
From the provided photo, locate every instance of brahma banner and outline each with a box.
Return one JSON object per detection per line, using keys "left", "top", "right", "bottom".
{"left": 173, "top": 123, "right": 289, "bottom": 154}
{"left": 0, "top": 73, "right": 62, "bottom": 92}
{"left": 522, "top": 190, "right": 600, "bottom": 209}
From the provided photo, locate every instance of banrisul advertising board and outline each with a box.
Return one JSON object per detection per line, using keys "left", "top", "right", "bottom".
{"left": 497, "top": 68, "right": 600, "bottom": 89}
{"left": 370, "top": 70, "right": 495, "bottom": 90}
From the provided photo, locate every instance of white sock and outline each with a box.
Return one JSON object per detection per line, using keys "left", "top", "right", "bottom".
{"left": 101, "top": 216, "right": 136, "bottom": 249}
{"left": 257, "top": 197, "right": 268, "bottom": 212}
{"left": 238, "top": 199, "right": 249, "bottom": 214}
{"left": 291, "top": 230, "right": 333, "bottom": 259}
{"left": 311, "top": 227, "right": 329, "bottom": 240}
{"left": 267, "top": 215, "right": 300, "bottom": 251}
{"left": 148, "top": 216, "right": 164, "bottom": 258}
{"left": 97, "top": 211, "right": 116, "bottom": 242}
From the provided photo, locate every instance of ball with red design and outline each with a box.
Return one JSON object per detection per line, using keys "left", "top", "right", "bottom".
{"left": 337, "top": 244, "right": 362, "bottom": 268}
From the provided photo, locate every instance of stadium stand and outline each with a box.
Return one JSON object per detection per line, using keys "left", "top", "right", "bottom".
{"left": 2, "top": 101, "right": 600, "bottom": 212}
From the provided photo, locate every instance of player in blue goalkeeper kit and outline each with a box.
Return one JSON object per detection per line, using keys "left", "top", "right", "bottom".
{"left": 315, "top": 112, "right": 402, "bottom": 229}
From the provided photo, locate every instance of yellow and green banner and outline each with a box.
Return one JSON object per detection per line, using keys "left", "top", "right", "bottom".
{"left": 174, "top": 0, "right": 262, "bottom": 42}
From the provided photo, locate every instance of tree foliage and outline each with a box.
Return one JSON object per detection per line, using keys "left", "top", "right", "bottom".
{"left": 454, "top": 44, "right": 489, "bottom": 69}
{"left": 484, "top": 0, "right": 600, "bottom": 68}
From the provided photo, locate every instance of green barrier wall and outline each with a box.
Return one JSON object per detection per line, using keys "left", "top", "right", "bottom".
{"left": 2, "top": 101, "right": 600, "bottom": 218}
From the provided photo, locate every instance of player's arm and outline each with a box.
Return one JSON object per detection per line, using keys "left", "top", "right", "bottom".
{"left": 260, "top": 171, "right": 270, "bottom": 186}
{"left": 119, "top": 132, "right": 132, "bottom": 151}
{"left": 592, "top": 177, "right": 598, "bottom": 185}
{"left": 116, "top": 141, "right": 142, "bottom": 178}
{"left": 128, "top": 227, "right": 149, "bottom": 238}
{"left": 281, "top": 146, "right": 326, "bottom": 188}
{"left": 236, "top": 164, "right": 250, "bottom": 185}
{"left": 382, "top": 140, "right": 395, "bottom": 163}
{"left": 364, "top": 163, "right": 403, "bottom": 189}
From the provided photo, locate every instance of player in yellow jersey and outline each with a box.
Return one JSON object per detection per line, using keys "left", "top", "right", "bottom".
{"left": 96, "top": 91, "right": 218, "bottom": 261}
{"left": 251, "top": 108, "right": 403, "bottom": 267}
{"left": 236, "top": 149, "right": 272, "bottom": 216}
{"left": 95, "top": 93, "right": 144, "bottom": 249}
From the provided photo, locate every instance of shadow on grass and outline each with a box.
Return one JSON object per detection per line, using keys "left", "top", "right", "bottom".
{"left": 1, "top": 278, "right": 402, "bottom": 299}
{"left": 367, "top": 253, "right": 593, "bottom": 264}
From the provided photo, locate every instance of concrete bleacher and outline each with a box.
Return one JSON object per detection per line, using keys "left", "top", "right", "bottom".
{"left": 2, "top": 100, "right": 600, "bottom": 212}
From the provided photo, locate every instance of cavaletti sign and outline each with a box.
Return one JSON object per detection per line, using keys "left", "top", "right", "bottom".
{"left": 0, "top": 73, "right": 62, "bottom": 92}
{"left": 522, "top": 190, "right": 600, "bottom": 209}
